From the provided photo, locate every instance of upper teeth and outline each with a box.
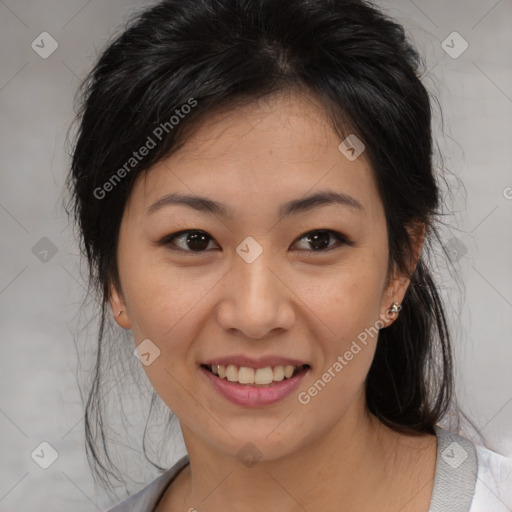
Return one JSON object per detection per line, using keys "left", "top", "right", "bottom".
{"left": 210, "top": 364, "right": 302, "bottom": 385}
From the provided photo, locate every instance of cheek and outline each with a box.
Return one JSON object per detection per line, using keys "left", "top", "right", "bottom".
{"left": 119, "top": 245, "right": 203, "bottom": 337}
{"left": 120, "top": 262, "right": 208, "bottom": 411}
{"left": 295, "top": 253, "right": 386, "bottom": 337}
{"left": 292, "top": 255, "right": 385, "bottom": 397}
{"left": 295, "top": 270, "right": 383, "bottom": 417}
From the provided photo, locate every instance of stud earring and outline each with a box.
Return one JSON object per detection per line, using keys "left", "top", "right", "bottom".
{"left": 117, "top": 310, "right": 123, "bottom": 317}
{"left": 388, "top": 302, "right": 401, "bottom": 315}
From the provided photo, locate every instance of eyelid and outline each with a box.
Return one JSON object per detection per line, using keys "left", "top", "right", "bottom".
{"left": 158, "top": 229, "right": 353, "bottom": 254}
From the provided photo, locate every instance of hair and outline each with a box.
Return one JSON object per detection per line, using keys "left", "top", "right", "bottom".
{"left": 64, "top": 0, "right": 478, "bottom": 495}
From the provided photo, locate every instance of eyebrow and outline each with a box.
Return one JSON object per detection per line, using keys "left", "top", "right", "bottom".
{"left": 146, "top": 190, "right": 365, "bottom": 219}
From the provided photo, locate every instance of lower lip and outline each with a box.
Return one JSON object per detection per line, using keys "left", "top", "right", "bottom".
{"left": 200, "top": 366, "right": 309, "bottom": 407}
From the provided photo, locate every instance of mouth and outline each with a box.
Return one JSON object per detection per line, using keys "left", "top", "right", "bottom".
{"left": 200, "top": 363, "right": 310, "bottom": 388}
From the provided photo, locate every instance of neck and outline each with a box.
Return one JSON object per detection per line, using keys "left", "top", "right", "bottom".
{"left": 176, "top": 392, "right": 407, "bottom": 512}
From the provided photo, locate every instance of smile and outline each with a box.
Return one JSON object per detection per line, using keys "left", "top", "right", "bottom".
{"left": 200, "top": 362, "right": 311, "bottom": 407}
{"left": 202, "top": 363, "right": 309, "bottom": 387}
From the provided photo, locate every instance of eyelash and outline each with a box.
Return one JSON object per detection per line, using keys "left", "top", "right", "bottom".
{"left": 158, "top": 229, "right": 353, "bottom": 255}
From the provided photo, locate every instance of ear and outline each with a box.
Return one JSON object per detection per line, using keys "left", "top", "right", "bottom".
{"left": 109, "top": 283, "right": 132, "bottom": 330}
{"left": 380, "top": 221, "right": 426, "bottom": 327}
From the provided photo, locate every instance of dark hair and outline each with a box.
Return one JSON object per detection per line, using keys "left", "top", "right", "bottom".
{"left": 64, "top": 0, "right": 474, "bottom": 495}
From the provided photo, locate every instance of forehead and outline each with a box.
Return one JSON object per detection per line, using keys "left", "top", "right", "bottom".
{"left": 127, "top": 91, "right": 384, "bottom": 223}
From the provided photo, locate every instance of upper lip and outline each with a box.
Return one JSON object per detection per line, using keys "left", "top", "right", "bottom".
{"left": 202, "top": 355, "right": 309, "bottom": 369}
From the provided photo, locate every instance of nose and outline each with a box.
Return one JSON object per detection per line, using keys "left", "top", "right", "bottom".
{"left": 215, "top": 247, "right": 295, "bottom": 339}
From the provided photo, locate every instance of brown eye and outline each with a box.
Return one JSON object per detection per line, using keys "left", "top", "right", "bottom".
{"left": 292, "top": 230, "right": 352, "bottom": 252}
{"left": 161, "top": 230, "right": 218, "bottom": 253}
{"left": 159, "top": 228, "right": 352, "bottom": 255}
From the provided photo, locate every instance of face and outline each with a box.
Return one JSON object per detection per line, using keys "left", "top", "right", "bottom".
{"left": 110, "top": 90, "right": 412, "bottom": 461}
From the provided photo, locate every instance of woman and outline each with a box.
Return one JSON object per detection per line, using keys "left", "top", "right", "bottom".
{"left": 65, "top": 0, "right": 512, "bottom": 510}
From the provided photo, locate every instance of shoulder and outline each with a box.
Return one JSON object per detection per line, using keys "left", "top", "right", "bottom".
{"left": 105, "top": 455, "right": 190, "bottom": 512}
{"left": 470, "top": 441, "right": 512, "bottom": 511}
{"left": 430, "top": 425, "right": 512, "bottom": 511}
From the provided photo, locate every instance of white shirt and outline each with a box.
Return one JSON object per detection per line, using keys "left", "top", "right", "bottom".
{"left": 469, "top": 442, "right": 512, "bottom": 511}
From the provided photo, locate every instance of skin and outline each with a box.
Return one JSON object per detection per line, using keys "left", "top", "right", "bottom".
{"left": 110, "top": 90, "right": 437, "bottom": 512}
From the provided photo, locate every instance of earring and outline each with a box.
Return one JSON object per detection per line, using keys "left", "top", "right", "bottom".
{"left": 117, "top": 310, "right": 123, "bottom": 317}
{"left": 388, "top": 302, "right": 401, "bottom": 315}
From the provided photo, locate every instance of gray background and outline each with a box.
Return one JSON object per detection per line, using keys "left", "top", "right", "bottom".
{"left": 1, "top": 0, "right": 511, "bottom": 510}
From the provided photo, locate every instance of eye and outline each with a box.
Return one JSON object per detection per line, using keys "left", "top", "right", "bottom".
{"left": 159, "top": 230, "right": 218, "bottom": 253}
{"left": 159, "top": 229, "right": 352, "bottom": 254}
{"left": 291, "top": 229, "right": 353, "bottom": 253}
